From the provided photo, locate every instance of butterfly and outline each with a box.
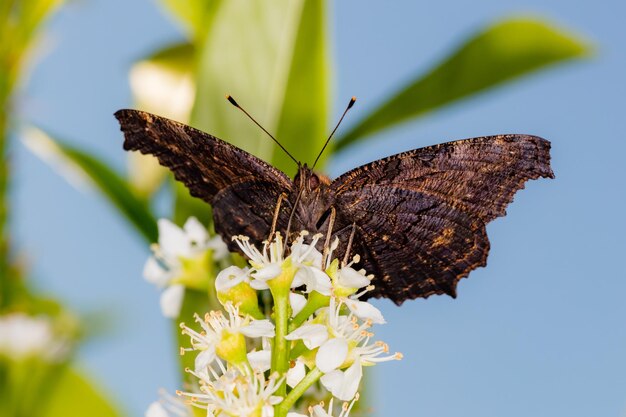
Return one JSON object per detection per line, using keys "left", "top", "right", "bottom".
{"left": 115, "top": 102, "right": 553, "bottom": 305}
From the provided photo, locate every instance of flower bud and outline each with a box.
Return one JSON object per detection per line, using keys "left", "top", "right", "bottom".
{"left": 216, "top": 266, "right": 263, "bottom": 319}
{"left": 216, "top": 329, "right": 248, "bottom": 368}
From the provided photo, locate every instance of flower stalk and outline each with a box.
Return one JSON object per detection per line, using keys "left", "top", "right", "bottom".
{"left": 275, "top": 367, "right": 324, "bottom": 417}
{"left": 268, "top": 262, "right": 296, "bottom": 398}
{"left": 146, "top": 224, "right": 401, "bottom": 417}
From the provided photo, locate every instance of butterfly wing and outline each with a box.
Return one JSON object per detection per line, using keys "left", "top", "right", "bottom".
{"left": 115, "top": 109, "right": 294, "bottom": 247}
{"left": 331, "top": 134, "right": 554, "bottom": 304}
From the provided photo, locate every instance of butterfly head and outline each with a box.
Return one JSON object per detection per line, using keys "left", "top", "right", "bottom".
{"left": 294, "top": 164, "right": 330, "bottom": 193}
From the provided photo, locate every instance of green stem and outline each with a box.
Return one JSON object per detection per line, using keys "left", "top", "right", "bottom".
{"left": 270, "top": 285, "right": 290, "bottom": 398}
{"left": 290, "top": 291, "right": 329, "bottom": 331}
{"left": 275, "top": 367, "right": 324, "bottom": 417}
{"left": 0, "top": 81, "right": 12, "bottom": 294}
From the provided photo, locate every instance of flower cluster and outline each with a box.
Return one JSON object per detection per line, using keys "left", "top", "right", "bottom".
{"left": 145, "top": 220, "right": 401, "bottom": 417}
{"left": 144, "top": 217, "right": 228, "bottom": 318}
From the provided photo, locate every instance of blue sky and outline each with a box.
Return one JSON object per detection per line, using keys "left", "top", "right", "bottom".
{"left": 14, "top": 0, "right": 626, "bottom": 416}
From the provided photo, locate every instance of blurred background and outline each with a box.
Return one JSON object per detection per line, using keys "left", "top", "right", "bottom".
{"left": 2, "top": 0, "right": 625, "bottom": 416}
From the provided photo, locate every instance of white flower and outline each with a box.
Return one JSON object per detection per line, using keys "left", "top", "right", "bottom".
{"left": 315, "top": 298, "right": 402, "bottom": 401}
{"left": 178, "top": 370, "right": 283, "bottom": 417}
{"left": 331, "top": 255, "right": 385, "bottom": 324}
{"left": 285, "top": 324, "right": 328, "bottom": 350}
{"left": 233, "top": 232, "right": 331, "bottom": 293}
{"left": 0, "top": 313, "right": 69, "bottom": 361}
{"left": 336, "top": 264, "right": 370, "bottom": 291}
{"left": 145, "top": 390, "right": 192, "bottom": 417}
{"left": 180, "top": 303, "right": 275, "bottom": 371}
{"left": 289, "top": 298, "right": 401, "bottom": 401}
{"left": 313, "top": 397, "right": 359, "bottom": 417}
{"left": 215, "top": 265, "right": 251, "bottom": 293}
{"left": 342, "top": 298, "right": 385, "bottom": 324}
{"left": 288, "top": 396, "right": 359, "bottom": 417}
{"left": 248, "top": 349, "right": 271, "bottom": 373}
{"left": 144, "top": 217, "right": 228, "bottom": 318}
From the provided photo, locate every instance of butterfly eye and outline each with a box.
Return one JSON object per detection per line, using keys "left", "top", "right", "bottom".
{"left": 309, "top": 174, "right": 320, "bottom": 190}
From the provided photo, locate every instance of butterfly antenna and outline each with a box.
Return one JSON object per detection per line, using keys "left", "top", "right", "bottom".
{"left": 226, "top": 95, "right": 299, "bottom": 166}
{"left": 312, "top": 96, "right": 356, "bottom": 169}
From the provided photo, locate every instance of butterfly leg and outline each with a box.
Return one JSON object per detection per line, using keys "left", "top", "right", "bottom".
{"left": 342, "top": 223, "right": 357, "bottom": 266}
{"left": 321, "top": 207, "right": 337, "bottom": 268}
{"left": 283, "top": 188, "right": 304, "bottom": 250}
{"left": 269, "top": 192, "right": 288, "bottom": 241}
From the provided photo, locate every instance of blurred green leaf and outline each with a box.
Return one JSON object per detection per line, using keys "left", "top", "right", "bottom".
{"left": 23, "top": 128, "right": 158, "bottom": 243}
{"left": 273, "top": 0, "right": 330, "bottom": 171}
{"left": 128, "top": 42, "right": 196, "bottom": 197}
{"left": 336, "top": 17, "right": 591, "bottom": 149}
{"left": 159, "top": 0, "right": 222, "bottom": 41}
{"left": 191, "top": 0, "right": 330, "bottom": 174}
{"left": 42, "top": 368, "right": 124, "bottom": 417}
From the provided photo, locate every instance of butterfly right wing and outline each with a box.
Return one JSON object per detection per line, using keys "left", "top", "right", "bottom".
{"left": 331, "top": 134, "right": 553, "bottom": 304}
{"left": 115, "top": 109, "right": 294, "bottom": 246}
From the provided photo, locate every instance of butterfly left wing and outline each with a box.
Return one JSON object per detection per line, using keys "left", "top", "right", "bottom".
{"left": 331, "top": 134, "right": 554, "bottom": 305}
{"left": 115, "top": 109, "right": 294, "bottom": 247}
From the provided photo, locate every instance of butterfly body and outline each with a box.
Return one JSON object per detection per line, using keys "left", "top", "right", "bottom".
{"left": 115, "top": 109, "right": 554, "bottom": 304}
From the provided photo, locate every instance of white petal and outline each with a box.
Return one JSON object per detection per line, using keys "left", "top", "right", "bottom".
{"left": 287, "top": 413, "right": 308, "bottom": 417}
{"left": 183, "top": 217, "right": 209, "bottom": 246}
{"left": 310, "top": 405, "right": 331, "bottom": 417}
{"left": 195, "top": 346, "right": 216, "bottom": 371}
{"left": 241, "top": 320, "right": 275, "bottom": 338}
{"left": 344, "top": 299, "right": 386, "bottom": 324}
{"left": 145, "top": 402, "right": 168, "bottom": 417}
{"left": 319, "top": 360, "right": 362, "bottom": 401}
{"left": 143, "top": 257, "right": 173, "bottom": 287}
{"left": 291, "top": 272, "right": 304, "bottom": 288}
{"left": 268, "top": 396, "right": 283, "bottom": 406}
{"left": 158, "top": 219, "right": 192, "bottom": 257}
{"left": 297, "top": 267, "right": 332, "bottom": 295}
{"left": 289, "top": 292, "right": 307, "bottom": 317}
{"left": 287, "top": 359, "right": 306, "bottom": 388}
{"left": 316, "top": 338, "right": 348, "bottom": 372}
{"left": 207, "top": 235, "right": 229, "bottom": 260}
{"left": 159, "top": 285, "right": 185, "bottom": 318}
{"left": 338, "top": 267, "right": 370, "bottom": 289}
{"left": 248, "top": 349, "right": 271, "bottom": 372}
{"left": 320, "top": 369, "right": 344, "bottom": 397}
{"left": 262, "top": 405, "right": 275, "bottom": 417}
{"left": 250, "top": 279, "right": 270, "bottom": 290}
{"left": 338, "top": 360, "right": 362, "bottom": 401}
{"left": 215, "top": 266, "right": 249, "bottom": 292}
{"left": 285, "top": 324, "right": 328, "bottom": 349}
{"left": 253, "top": 263, "right": 282, "bottom": 281}
{"left": 302, "top": 244, "right": 323, "bottom": 265}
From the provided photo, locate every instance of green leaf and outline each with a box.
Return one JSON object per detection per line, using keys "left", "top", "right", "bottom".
{"left": 128, "top": 42, "right": 195, "bottom": 197}
{"left": 42, "top": 368, "right": 124, "bottom": 417}
{"left": 191, "top": 0, "right": 330, "bottom": 174}
{"left": 273, "top": 0, "right": 330, "bottom": 171}
{"left": 158, "top": 0, "right": 222, "bottom": 41}
{"left": 336, "top": 17, "right": 591, "bottom": 149}
{"left": 23, "top": 128, "right": 158, "bottom": 243}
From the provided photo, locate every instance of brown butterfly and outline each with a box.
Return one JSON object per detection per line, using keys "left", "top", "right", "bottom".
{"left": 115, "top": 99, "right": 553, "bottom": 305}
